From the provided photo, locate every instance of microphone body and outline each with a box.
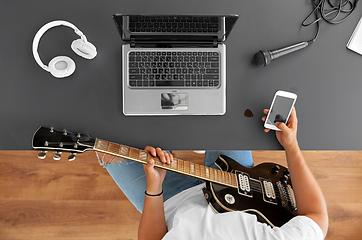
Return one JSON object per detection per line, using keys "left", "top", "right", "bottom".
{"left": 253, "top": 41, "right": 309, "bottom": 66}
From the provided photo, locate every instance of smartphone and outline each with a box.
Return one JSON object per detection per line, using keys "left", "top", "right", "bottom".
{"left": 264, "top": 90, "right": 297, "bottom": 131}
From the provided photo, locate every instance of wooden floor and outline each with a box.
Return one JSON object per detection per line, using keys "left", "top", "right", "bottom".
{"left": 0, "top": 150, "right": 361, "bottom": 240}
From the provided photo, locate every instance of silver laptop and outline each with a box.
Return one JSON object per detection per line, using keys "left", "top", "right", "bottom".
{"left": 113, "top": 14, "right": 238, "bottom": 116}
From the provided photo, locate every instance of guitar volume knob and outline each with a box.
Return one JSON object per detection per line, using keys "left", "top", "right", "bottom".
{"left": 272, "top": 165, "right": 280, "bottom": 175}
{"left": 280, "top": 175, "right": 289, "bottom": 184}
{"left": 283, "top": 170, "right": 290, "bottom": 178}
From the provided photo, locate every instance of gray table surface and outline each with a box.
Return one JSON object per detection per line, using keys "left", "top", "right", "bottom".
{"left": 1, "top": 0, "right": 361, "bottom": 151}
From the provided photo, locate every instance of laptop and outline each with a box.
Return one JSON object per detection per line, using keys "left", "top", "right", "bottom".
{"left": 113, "top": 14, "right": 238, "bottom": 116}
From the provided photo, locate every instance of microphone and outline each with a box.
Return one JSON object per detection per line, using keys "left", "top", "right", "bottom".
{"left": 253, "top": 41, "right": 310, "bottom": 67}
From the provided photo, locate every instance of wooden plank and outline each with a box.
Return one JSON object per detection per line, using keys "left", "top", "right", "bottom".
{"left": 1, "top": 150, "right": 361, "bottom": 240}
{"left": 0, "top": 151, "right": 126, "bottom": 201}
{"left": 0, "top": 200, "right": 140, "bottom": 240}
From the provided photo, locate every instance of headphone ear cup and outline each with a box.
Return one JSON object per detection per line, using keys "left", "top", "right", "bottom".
{"left": 48, "top": 56, "right": 76, "bottom": 78}
{"left": 71, "top": 39, "right": 97, "bottom": 59}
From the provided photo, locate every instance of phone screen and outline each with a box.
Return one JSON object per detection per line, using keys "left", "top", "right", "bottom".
{"left": 266, "top": 96, "right": 295, "bottom": 125}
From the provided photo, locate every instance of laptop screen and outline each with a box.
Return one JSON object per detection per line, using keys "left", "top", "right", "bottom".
{"left": 113, "top": 14, "right": 238, "bottom": 44}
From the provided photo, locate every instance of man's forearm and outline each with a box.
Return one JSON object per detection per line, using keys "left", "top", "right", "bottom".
{"left": 285, "top": 145, "right": 328, "bottom": 236}
{"left": 138, "top": 192, "right": 168, "bottom": 240}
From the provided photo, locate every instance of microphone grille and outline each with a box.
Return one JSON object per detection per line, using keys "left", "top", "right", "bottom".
{"left": 252, "top": 50, "right": 271, "bottom": 67}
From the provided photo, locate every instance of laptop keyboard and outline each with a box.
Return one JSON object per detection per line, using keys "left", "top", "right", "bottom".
{"left": 128, "top": 51, "right": 220, "bottom": 88}
{"left": 128, "top": 15, "right": 220, "bottom": 33}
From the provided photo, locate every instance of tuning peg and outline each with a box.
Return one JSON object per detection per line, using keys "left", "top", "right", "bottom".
{"left": 38, "top": 151, "right": 47, "bottom": 159}
{"left": 63, "top": 129, "right": 68, "bottom": 135}
{"left": 53, "top": 152, "right": 62, "bottom": 161}
{"left": 68, "top": 153, "right": 76, "bottom": 161}
{"left": 50, "top": 127, "right": 54, "bottom": 133}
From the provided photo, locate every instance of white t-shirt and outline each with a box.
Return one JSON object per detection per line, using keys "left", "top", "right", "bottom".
{"left": 163, "top": 183, "right": 324, "bottom": 240}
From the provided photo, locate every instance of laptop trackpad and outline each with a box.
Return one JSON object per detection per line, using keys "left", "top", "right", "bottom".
{"left": 161, "top": 93, "right": 188, "bottom": 110}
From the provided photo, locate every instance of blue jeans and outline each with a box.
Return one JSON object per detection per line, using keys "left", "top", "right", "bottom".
{"left": 104, "top": 151, "right": 253, "bottom": 213}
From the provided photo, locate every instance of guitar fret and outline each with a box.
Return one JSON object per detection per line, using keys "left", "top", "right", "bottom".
{"left": 163, "top": 159, "right": 171, "bottom": 169}
{"left": 195, "top": 164, "right": 200, "bottom": 178}
{"left": 231, "top": 173, "right": 235, "bottom": 185}
{"left": 96, "top": 139, "right": 109, "bottom": 151}
{"left": 117, "top": 144, "right": 121, "bottom": 155}
{"left": 177, "top": 159, "right": 184, "bottom": 172}
{"left": 208, "top": 167, "right": 212, "bottom": 180}
{"left": 184, "top": 161, "right": 190, "bottom": 174}
{"left": 170, "top": 159, "right": 178, "bottom": 170}
{"left": 139, "top": 150, "right": 148, "bottom": 163}
{"left": 231, "top": 173, "right": 237, "bottom": 186}
{"left": 190, "top": 163, "right": 195, "bottom": 176}
{"left": 218, "top": 170, "right": 223, "bottom": 183}
{"left": 119, "top": 145, "right": 129, "bottom": 157}
{"left": 214, "top": 169, "right": 219, "bottom": 181}
{"left": 129, "top": 147, "right": 139, "bottom": 160}
{"left": 226, "top": 172, "right": 231, "bottom": 185}
{"left": 200, "top": 165, "right": 205, "bottom": 179}
{"left": 154, "top": 157, "right": 164, "bottom": 166}
{"left": 207, "top": 167, "right": 212, "bottom": 179}
{"left": 108, "top": 142, "right": 119, "bottom": 155}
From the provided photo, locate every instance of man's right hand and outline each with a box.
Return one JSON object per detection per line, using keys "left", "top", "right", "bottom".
{"left": 262, "top": 107, "right": 299, "bottom": 151}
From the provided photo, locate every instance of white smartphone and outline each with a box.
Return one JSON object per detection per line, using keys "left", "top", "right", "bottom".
{"left": 264, "top": 90, "right": 297, "bottom": 131}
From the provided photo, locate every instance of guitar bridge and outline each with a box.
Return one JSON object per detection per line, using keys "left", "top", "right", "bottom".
{"left": 287, "top": 185, "right": 297, "bottom": 210}
{"left": 235, "top": 171, "right": 253, "bottom": 198}
{"left": 277, "top": 181, "right": 297, "bottom": 210}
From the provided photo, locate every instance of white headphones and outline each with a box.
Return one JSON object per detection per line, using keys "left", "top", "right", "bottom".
{"left": 32, "top": 20, "right": 97, "bottom": 78}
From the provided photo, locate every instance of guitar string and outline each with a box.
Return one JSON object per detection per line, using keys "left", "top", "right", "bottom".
{"left": 103, "top": 151, "right": 291, "bottom": 201}
{"left": 96, "top": 141, "right": 292, "bottom": 201}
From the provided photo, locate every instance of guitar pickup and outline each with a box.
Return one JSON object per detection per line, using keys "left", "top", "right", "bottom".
{"left": 260, "top": 178, "right": 277, "bottom": 205}
{"left": 235, "top": 171, "right": 252, "bottom": 198}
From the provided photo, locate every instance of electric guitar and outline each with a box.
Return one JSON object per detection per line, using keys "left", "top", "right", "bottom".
{"left": 32, "top": 126, "right": 298, "bottom": 227}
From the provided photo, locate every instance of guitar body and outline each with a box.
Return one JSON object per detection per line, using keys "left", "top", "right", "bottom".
{"left": 203, "top": 155, "right": 298, "bottom": 227}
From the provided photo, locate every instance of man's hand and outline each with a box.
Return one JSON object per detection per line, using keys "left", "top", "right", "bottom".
{"left": 143, "top": 146, "right": 173, "bottom": 195}
{"left": 262, "top": 107, "right": 298, "bottom": 150}
{"left": 139, "top": 146, "right": 173, "bottom": 240}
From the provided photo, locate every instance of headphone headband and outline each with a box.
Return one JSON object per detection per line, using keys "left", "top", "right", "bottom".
{"left": 32, "top": 20, "right": 88, "bottom": 71}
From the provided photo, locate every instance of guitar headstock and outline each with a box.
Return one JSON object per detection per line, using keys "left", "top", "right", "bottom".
{"left": 32, "top": 126, "right": 96, "bottom": 161}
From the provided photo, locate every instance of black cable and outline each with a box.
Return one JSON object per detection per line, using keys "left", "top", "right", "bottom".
{"left": 303, "top": 0, "right": 360, "bottom": 43}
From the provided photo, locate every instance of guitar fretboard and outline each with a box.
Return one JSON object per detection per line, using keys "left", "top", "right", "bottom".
{"left": 94, "top": 139, "right": 237, "bottom": 188}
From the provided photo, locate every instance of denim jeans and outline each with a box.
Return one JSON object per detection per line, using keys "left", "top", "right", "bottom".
{"left": 104, "top": 150, "right": 253, "bottom": 213}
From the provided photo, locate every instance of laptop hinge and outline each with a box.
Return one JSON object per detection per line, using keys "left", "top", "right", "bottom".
{"left": 213, "top": 38, "right": 218, "bottom": 47}
{"left": 131, "top": 37, "right": 136, "bottom": 47}
{"left": 129, "top": 41, "right": 217, "bottom": 48}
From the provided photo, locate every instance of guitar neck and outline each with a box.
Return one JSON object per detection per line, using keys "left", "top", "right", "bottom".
{"left": 94, "top": 139, "right": 237, "bottom": 188}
